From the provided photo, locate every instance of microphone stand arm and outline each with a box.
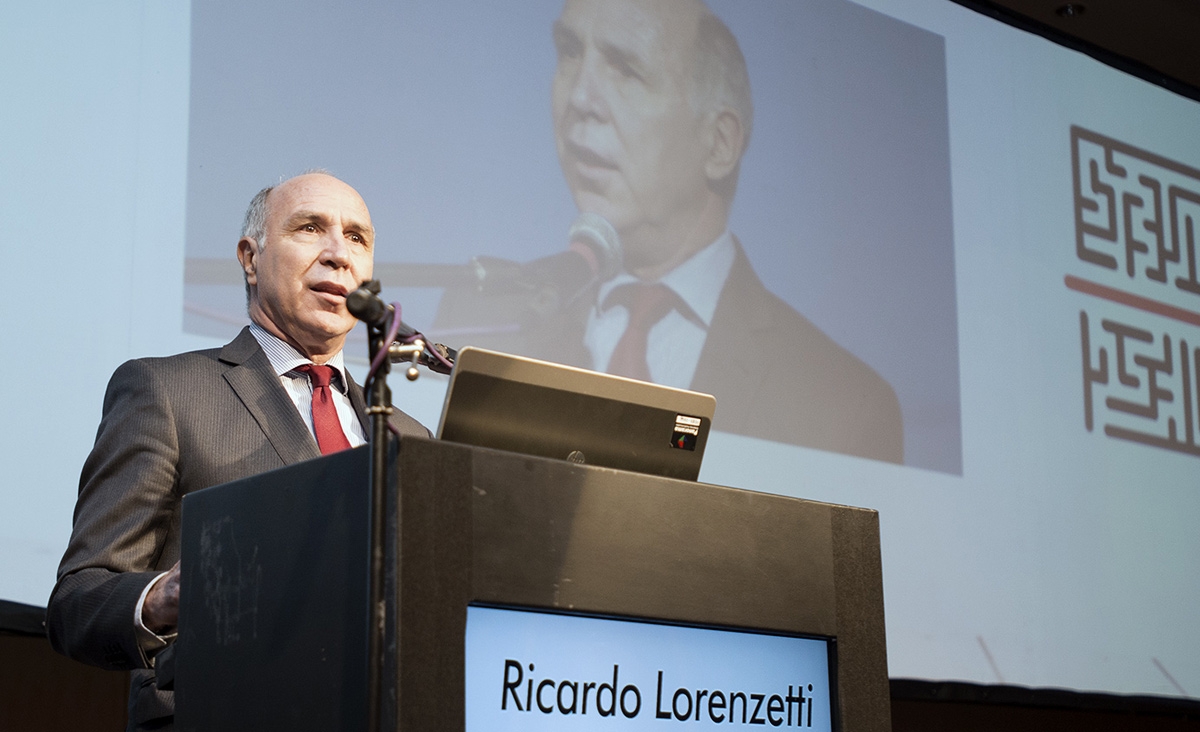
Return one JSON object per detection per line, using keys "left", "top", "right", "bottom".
{"left": 388, "top": 340, "right": 425, "bottom": 381}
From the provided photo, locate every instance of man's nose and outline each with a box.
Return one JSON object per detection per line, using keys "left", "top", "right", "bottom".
{"left": 320, "top": 229, "right": 353, "bottom": 268}
{"left": 567, "top": 53, "right": 606, "bottom": 119}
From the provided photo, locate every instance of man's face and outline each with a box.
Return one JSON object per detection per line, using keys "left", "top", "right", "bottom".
{"left": 240, "top": 174, "right": 374, "bottom": 358}
{"left": 552, "top": 0, "right": 712, "bottom": 268}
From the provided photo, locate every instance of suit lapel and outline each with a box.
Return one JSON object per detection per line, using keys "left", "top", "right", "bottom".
{"left": 219, "top": 327, "right": 322, "bottom": 465}
{"left": 347, "top": 375, "right": 370, "bottom": 433}
{"left": 691, "top": 238, "right": 772, "bottom": 396}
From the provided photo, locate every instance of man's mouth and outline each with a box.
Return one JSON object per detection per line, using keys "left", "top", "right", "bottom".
{"left": 563, "top": 139, "right": 618, "bottom": 171}
{"left": 311, "top": 282, "right": 349, "bottom": 300}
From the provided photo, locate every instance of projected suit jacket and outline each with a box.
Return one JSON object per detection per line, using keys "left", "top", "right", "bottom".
{"left": 435, "top": 239, "right": 904, "bottom": 464}
{"left": 46, "top": 327, "right": 429, "bottom": 731}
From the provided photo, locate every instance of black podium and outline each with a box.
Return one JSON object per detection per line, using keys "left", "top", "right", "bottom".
{"left": 174, "top": 438, "right": 890, "bottom": 731}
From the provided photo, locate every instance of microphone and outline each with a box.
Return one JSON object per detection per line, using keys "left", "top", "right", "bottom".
{"left": 346, "top": 282, "right": 457, "bottom": 376}
{"left": 561, "top": 211, "right": 624, "bottom": 281}
{"left": 364, "top": 213, "right": 623, "bottom": 298}
{"left": 479, "top": 212, "right": 623, "bottom": 321}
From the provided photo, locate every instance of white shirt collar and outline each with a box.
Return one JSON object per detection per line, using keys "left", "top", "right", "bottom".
{"left": 596, "top": 230, "right": 736, "bottom": 327}
{"left": 248, "top": 322, "right": 350, "bottom": 394}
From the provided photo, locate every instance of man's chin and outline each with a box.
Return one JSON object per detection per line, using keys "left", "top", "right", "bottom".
{"left": 571, "top": 192, "right": 632, "bottom": 233}
{"left": 298, "top": 316, "right": 357, "bottom": 347}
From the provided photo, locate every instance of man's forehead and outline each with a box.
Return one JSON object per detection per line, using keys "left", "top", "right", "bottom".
{"left": 559, "top": 0, "right": 703, "bottom": 57}
{"left": 268, "top": 174, "right": 372, "bottom": 227}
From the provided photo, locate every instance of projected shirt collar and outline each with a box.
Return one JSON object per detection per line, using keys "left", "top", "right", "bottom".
{"left": 596, "top": 230, "right": 736, "bottom": 328}
{"left": 587, "top": 231, "right": 736, "bottom": 389}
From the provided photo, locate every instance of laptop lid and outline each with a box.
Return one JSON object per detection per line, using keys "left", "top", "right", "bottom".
{"left": 436, "top": 347, "right": 715, "bottom": 481}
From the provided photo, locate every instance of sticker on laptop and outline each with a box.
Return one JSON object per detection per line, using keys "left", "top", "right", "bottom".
{"left": 671, "top": 415, "right": 701, "bottom": 451}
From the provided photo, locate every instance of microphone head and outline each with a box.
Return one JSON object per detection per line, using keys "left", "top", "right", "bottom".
{"left": 567, "top": 212, "right": 623, "bottom": 282}
{"left": 346, "top": 281, "right": 390, "bottom": 326}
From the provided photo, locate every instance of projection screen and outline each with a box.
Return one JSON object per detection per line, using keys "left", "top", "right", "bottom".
{"left": 2, "top": 0, "right": 1198, "bottom": 702}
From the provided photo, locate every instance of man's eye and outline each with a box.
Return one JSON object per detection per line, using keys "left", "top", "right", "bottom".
{"left": 553, "top": 26, "right": 582, "bottom": 61}
{"left": 557, "top": 42, "right": 580, "bottom": 61}
{"left": 302, "top": 223, "right": 318, "bottom": 233}
{"left": 599, "top": 47, "right": 642, "bottom": 82}
{"left": 612, "top": 57, "right": 642, "bottom": 81}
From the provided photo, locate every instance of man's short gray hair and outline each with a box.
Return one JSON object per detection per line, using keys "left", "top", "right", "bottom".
{"left": 691, "top": 12, "right": 754, "bottom": 148}
{"left": 689, "top": 11, "right": 753, "bottom": 201}
{"left": 241, "top": 185, "right": 273, "bottom": 251}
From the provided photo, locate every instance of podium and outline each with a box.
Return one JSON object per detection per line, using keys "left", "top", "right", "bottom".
{"left": 174, "top": 438, "right": 890, "bottom": 731}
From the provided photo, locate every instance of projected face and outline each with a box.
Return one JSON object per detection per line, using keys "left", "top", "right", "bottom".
{"left": 552, "top": 0, "right": 716, "bottom": 273}
{"left": 237, "top": 173, "right": 375, "bottom": 360}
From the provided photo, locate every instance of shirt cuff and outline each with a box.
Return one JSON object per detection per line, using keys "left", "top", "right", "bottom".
{"left": 134, "top": 571, "right": 178, "bottom": 667}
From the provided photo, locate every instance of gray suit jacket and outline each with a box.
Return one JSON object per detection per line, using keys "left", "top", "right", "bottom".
{"left": 46, "top": 327, "right": 429, "bottom": 730}
{"left": 434, "top": 239, "right": 903, "bottom": 463}
{"left": 690, "top": 244, "right": 903, "bottom": 462}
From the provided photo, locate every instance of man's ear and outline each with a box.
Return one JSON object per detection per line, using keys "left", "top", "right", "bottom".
{"left": 236, "top": 237, "right": 259, "bottom": 287}
{"left": 704, "top": 108, "right": 745, "bottom": 182}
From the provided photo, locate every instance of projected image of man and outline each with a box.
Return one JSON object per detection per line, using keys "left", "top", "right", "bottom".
{"left": 441, "top": 0, "right": 903, "bottom": 463}
{"left": 554, "top": 0, "right": 902, "bottom": 463}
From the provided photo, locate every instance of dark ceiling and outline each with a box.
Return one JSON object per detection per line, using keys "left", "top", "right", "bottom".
{"left": 957, "top": 0, "right": 1200, "bottom": 100}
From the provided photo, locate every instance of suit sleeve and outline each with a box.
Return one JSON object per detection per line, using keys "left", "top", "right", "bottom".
{"left": 47, "top": 358, "right": 182, "bottom": 670}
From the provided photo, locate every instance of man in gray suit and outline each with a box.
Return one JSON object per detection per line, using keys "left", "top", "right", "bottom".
{"left": 47, "top": 172, "right": 429, "bottom": 730}
{"left": 437, "top": 0, "right": 903, "bottom": 463}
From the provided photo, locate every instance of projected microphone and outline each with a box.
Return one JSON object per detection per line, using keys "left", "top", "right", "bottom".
{"left": 498, "top": 212, "right": 623, "bottom": 321}
{"left": 558, "top": 211, "right": 625, "bottom": 282}
{"left": 368, "top": 213, "right": 623, "bottom": 302}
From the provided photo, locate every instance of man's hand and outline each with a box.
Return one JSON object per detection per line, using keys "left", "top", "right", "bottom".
{"left": 143, "top": 561, "right": 181, "bottom": 635}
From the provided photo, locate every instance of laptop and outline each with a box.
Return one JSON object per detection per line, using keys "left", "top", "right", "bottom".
{"left": 436, "top": 347, "right": 715, "bottom": 481}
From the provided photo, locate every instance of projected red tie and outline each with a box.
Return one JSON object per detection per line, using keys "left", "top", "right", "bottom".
{"left": 297, "top": 364, "right": 353, "bottom": 454}
{"left": 605, "top": 282, "right": 677, "bottom": 383}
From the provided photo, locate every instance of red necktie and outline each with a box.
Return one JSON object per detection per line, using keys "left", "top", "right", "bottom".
{"left": 296, "top": 364, "right": 353, "bottom": 454}
{"left": 604, "top": 282, "right": 678, "bottom": 382}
